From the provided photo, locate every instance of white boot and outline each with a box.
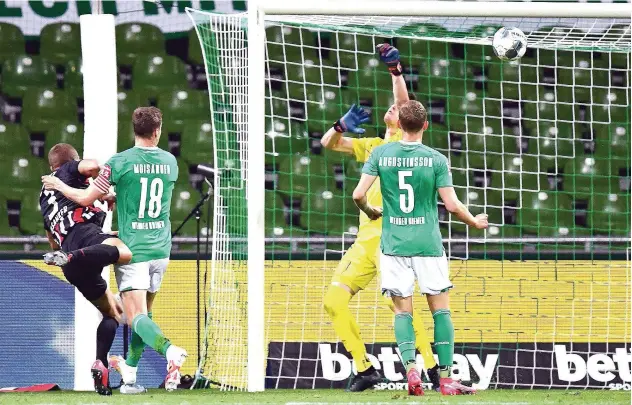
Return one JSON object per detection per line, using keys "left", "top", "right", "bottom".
{"left": 164, "top": 345, "right": 187, "bottom": 391}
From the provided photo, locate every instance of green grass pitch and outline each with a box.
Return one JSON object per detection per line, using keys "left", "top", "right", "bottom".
{"left": 0, "top": 389, "right": 630, "bottom": 405}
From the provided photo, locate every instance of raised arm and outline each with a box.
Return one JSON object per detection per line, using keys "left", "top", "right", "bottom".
{"left": 78, "top": 159, "right": 101, "bottom": 179}
{"left": 321, "top": 104, "right": 370, "bottom": 154}
{"left": 438, "top": 187, "right": 488, "bottom": 229}
{"left": 377, "top": 43, "right": 409, "bottom": 107}
{"left": 352, "top": 173, "right": 382, "bottom": 220}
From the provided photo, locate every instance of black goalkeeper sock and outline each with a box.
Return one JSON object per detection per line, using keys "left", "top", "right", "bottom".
{"left": 68, "top": 244, "right": 120, "bottom": 267}
{"left": 96, "top": 316, "right": 119, "bottom": 368}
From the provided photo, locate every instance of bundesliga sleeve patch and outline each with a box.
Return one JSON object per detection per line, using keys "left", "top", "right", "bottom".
{"left": 94, "top": 164, "right": 112, "bottom": 193}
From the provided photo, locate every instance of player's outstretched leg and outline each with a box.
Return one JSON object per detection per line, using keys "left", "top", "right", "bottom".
{"left": 384, "top": 296, "right": 440, "bottom": 391}
{"left": 323, "top": 285, "right": 381, "bottom": 392}
{"left": 44, "top": 238, "right": 132, "bottom": 268}
{"left": 427, "top": 295, "right": 475, "bottom": 396}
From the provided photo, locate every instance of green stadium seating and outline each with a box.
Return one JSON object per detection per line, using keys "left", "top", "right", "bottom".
{"left": 132, "top": 55, "right": 189, "bottom": 97}
{"left": 301, "top": 186, "right": 348, "bottom": 234}
{"left": 0, "top": 23, "right": 24, "bottom": 63}
{"left": 1, "top": 55, "right": 57, "bottom": 98}
{"left": 277, "top": 153, "right": 333, "bottom": 197}
{"left": 418, "top": 58, "right": 471, "bottom": 97}
{"left": 171, "top": 181, "right": 204, "bottom": 236}
{"left": 0, "top": 154, "right": 47, "bottom": 190}
{"left": 588, "top": 193, "right": 630, "bottom": 236}
{"left": 563, "top": 155, "right": 616, "bottom": 197}
{"left": 63, "top": 58, "right": 83, "bottom": 99}
{"left": 187, "top": 28, "right": 204, "bottom": 65}
{"left": 22, "top": 88, "right": 77, "bottom": 133}
{"left": 40, "top": 23, "right": 81, "bottom": 65}
{"left": 397, "top": 24, "right": 452, "bottom": 59}
{"left": 45, "top": 122, "right": 84, "bottom": 155}
{"left": 116, "top": 22, "right": 165, "bottom": 65}
{"left": 180, "top": 121, "right": 213, "bottom": 163}
{"left": 158, "top": 89, "right": 210, "bottom": 125}
{"left": 464, "top": 24, "right": 503, "bottom": 63}
{"left": 118, "top": 90, "right": 150, "bottom": 119}
{"left": 522, "top": 91, "right": 574, "bottom": 123}
{"left": 518, "top": 191, "right": 575, "bottom": 237}
{"left": 491, "top": 155, "right": 543, "bottom": 199}
{"left": 593, "top": 123, "right": 630, "bottom": 159}
{"left": 486, "top": 60, "right": 538, "bottom": 99}
{"left": 0, "top": 123, "right": 28, "bottom": 157}
{"left": 117, "top": 121, "right": 135, "bottom": 151}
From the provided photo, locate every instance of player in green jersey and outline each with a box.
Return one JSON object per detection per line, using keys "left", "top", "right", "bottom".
{"left": 352, "top": 100, "right": 488, "bottom": 396}
{"left": 41, "top": 107, "right": 187, "bottom": 392}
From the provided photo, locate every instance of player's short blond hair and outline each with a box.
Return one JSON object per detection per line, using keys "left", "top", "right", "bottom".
{"left": 48, "top": 143, "right": 79, "bottom": 169}
{"left": 399, "top": 100, "right": 427, "bottom": 133}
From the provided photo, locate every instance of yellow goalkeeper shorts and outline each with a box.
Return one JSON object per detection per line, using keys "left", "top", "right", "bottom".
{"left": 331, "top": 239, "right": 380, "bottom": 293}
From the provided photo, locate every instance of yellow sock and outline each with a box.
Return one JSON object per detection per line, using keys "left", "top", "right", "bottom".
{"left": 412, "top": 308, "right": 437, "bottom": 369}
{"left": 383, "top": 296, "right": 437, "bottom": 370}
{"left": 324, "top": 285, "right": 372, "bottom": 373}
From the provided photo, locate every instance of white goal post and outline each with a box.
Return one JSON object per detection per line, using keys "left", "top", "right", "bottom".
{"left": 189, "top": 0, "right": 631, "bottom": 392}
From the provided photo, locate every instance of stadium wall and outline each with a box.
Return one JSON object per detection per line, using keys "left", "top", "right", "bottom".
{"left": 0, "top": 259, "right": 628, "bottom": 390}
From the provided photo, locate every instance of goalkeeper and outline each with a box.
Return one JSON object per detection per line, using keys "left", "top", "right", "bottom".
{"left": 320, "top": 43, "right": 439, "bottom": 392}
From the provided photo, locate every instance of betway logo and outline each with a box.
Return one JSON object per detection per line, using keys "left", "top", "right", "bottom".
{"left": 555, "top": 345, "right": 632, "bottom": 383}
{"left": 318, "top": 343, "right": 498, "bottom": 390}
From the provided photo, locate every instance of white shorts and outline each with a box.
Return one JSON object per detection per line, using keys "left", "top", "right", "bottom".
{"left": 115, "top": 258, "right": 169, "bottom": 293}
{"left": 380, "top": 252, "right": 452, "bottom": 297}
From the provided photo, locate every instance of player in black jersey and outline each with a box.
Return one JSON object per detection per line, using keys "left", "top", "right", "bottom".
{"left": 40, "top": 143, "right": 136, "bottom": 396}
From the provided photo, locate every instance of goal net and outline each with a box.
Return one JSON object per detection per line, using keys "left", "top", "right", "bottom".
{"left": 188, "top": 5, "right": 631, "bottom": 391}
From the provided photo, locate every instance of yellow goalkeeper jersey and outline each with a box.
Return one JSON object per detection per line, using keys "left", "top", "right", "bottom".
{"left": 351, "top": 130, "right": 402, "bottom": 244}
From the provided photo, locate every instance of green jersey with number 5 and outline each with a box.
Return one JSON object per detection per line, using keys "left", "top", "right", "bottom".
{"left": 103, "top": 146, "right": 178, "bottom": 263}
{"left": 362, "top": 141, "right": 452, "bottom": 257}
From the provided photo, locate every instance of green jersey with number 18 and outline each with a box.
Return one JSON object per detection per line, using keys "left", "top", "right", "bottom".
{"left": 362, "top": 141, "right": 452, "bottom": 257}
{"left": 100, "top": 146, "right": 178, "bottom": 263}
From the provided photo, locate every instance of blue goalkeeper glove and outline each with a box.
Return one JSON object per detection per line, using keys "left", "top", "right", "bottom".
{"left": 376, "top": 43, "right": 402, "bottom": 76}
{"left": 333, "top": 104, "right": 370, "bottom": 134}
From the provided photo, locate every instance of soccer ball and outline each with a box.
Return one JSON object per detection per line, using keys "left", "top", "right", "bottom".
{"left": 492, "top": 27, "right": 527, "bottom": 61}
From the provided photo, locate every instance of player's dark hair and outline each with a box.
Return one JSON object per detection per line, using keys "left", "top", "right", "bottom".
{"left": 132, "top": 106, "right": 162, "bottom": 139}
{"left": 48, "top": 143, "right": 79, "bottom": 169}
{"left": 399, "top": 100, "right": 427, "bottom": 133}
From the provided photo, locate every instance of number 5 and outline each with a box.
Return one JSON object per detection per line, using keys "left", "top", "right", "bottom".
{"left": 398, "top": 171, "right": 414, "bottom": 213}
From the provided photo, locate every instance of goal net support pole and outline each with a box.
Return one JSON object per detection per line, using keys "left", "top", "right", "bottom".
{"left": 190, "top": 0, "right": 630, "bottom": 392}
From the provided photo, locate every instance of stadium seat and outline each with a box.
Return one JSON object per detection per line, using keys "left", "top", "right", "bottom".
{"left": 276, "top": 153, "right": 333, "bottom": 197}
{"left": 118, "top": 90, "right": 150, "bottom": 119}
{"left": 116, "top": 23, "right": 165, "bottom": 65}
{"left": 132, "top": 55, "right": 189, "bottom": 97}
{"left": 418, "top": 58, "right": 472, "bottom": 97}
{"left": 518, "top": 191, "right": 575, "bottom": 237}
{"left": 588, "top": 193, "right": 630, "bottom": 236}
{"left": 0, "top": 23, "right": 24, "bottom": 63}
{"left": 22, "top": 89, "right": 77, "bottom": 133}
{"left": 45, "top": 122, "right": 84, "bottom": 155}
{"left": 563, "top": 156, "right": 615, "bottom": 197}
{"left": 0, "top": 123, "right": 28, "bottom": 157}
{"left": 491, "top": 155, "right": 543, "bottom": 199}
{"left": 464, "top": 24, "right": 503, "bottom": 62}
{"left": 522, "top": 90, "right": 574, "bottom": 123}
{"left": 1, "top": 55, "right": 57, "bottom": 98}
{"left": 593, "top": 123, "right": 630, "bottom": 159}
{"left": 396, "top": 24, "right": 452, "bottom": 59}
{"left": 301, "top": 186, "right": 348, "bottom": 234}
{"left": 187, "top": 28, "right": 204, "bottom": 65}
{"left": 0, "top": 190, "right": 44, "bottom": 236}
{"left": 171, "top": 182, "right": 205, "bottom": 236}
{"left": 590, "top": 87, "right": 630, "bottom": 125}
{"left": 118, "top": 121, "right": 135, "bottom": 151}
{"left": 63, "top": 58, "right": 83, "bottom": 99}
{"left": 0, "top": 154, "right": 47, "bottom": 190}
{"left": 40, "top": 23, "right": 81, "bottom": 65}
{"left": 486, "top": 59, "right": 539, "bottom": 99}
{"left": 158, "top": 89, "right": 210, "bottom": 125}
{"left": 180, "top": 121, "right": 214, "bottom": 163}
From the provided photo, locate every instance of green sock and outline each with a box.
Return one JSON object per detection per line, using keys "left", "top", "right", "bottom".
{"left": 433, "top": 309, "right": 454, "bottom": 378}
{"left": 131, "top": 313, "right": 171, "bottom": 357}
{"left": 126, "top": 312, "right": 151, "bottom": 367}
{"left": 394, "top": 312, "right": 416, "bottom": 371}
